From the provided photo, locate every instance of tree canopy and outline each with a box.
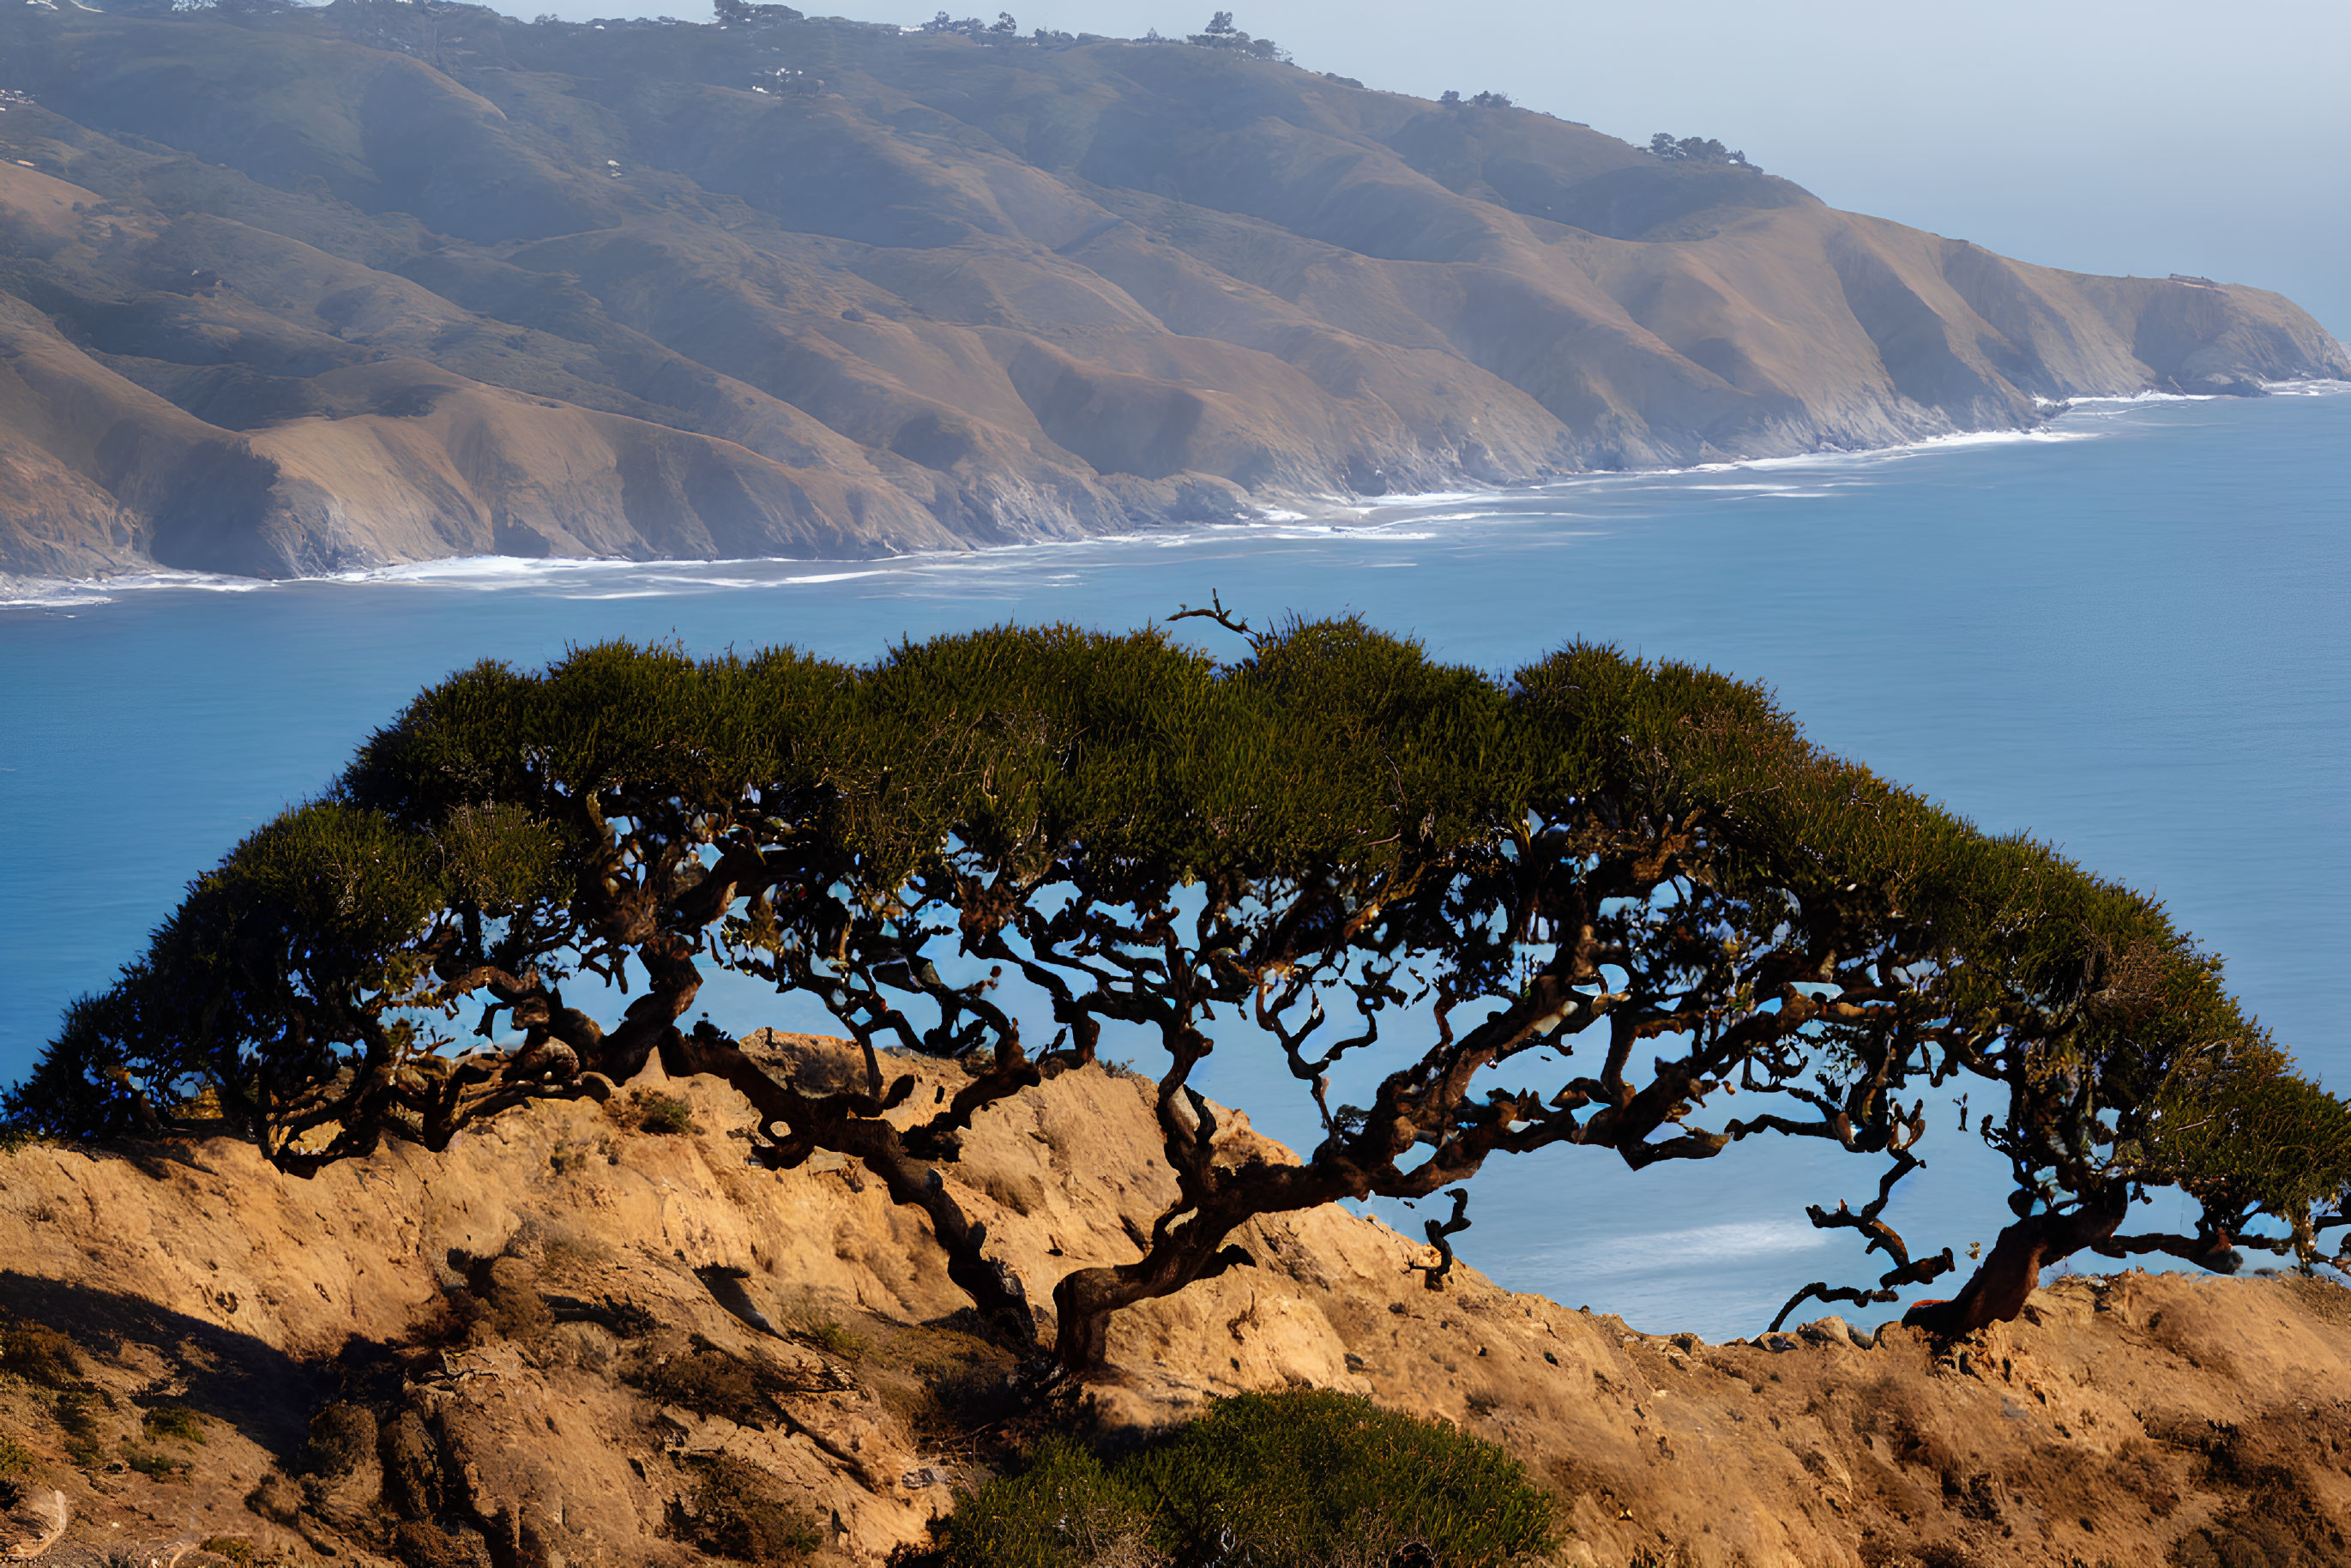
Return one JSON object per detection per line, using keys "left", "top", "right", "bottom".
{"left": 11, "top": 617, "right": 2349, "bottom": 1367}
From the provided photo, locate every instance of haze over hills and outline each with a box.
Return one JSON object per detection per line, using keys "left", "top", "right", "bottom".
{"left": 0, "top": 1, "right": 2342, "bottom": 582}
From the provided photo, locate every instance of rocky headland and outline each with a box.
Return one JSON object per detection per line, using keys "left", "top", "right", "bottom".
{"left": 3, "top": 1033, "right": 2348, "bottom": 1567}
{"left": 0, "top": 2, "right": 2344, "bottom": 582}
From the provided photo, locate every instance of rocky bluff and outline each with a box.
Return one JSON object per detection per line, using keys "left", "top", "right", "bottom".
{"left": 3, "top": 1034, "right": 2349, "bottom": 1566}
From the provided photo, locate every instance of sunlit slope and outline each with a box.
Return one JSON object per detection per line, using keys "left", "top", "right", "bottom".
{"left": 1, "top": 3, "right": 2341, "bottom": 579}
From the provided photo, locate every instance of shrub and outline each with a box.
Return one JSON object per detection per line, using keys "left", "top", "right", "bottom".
{"left": 917, "top": 1437, "right": 1144, "bottom": 1567}
{"left": 627, "top": 1334, "right": 807, "bottom": 1423}
{"left": 298, "top": 1402, "right": 377, "bottom": 1477}
{"left": 797, "top": 1318, "right": 868, "bottom": 1360}
{"left": 124, "top": 1445, "right": 187, "bottom": 1480}
{"left": 917, "top": 1390, "right": 1553, "bottom": 1567}
{"left": 680, "top": 1453, "right": 822, "bottom": 1564}
{"left": 0, "top": 1432, "right": 32, "bottom": 1476}
{"left": 629, "top": 1091, "right": 696, "bottom": 1136}
{"left": 908, "top": 1357, "right": 1023, "bottom": 1440}
{"left": 142, "top": 1404, "right": 207, "bottom": 1444}
{"left": 0, "top": 1324, "right": 84, "bottom": 1388}
{"left": 470, "top": 1257, "right": 554, "bottom": 1342}
{"left": 56, "top": 1390, "right": 105, "bottom": 1468}
{"left": 786, "top": 1292, "right": 870, "bottom": 1361}
{"left": 537, "top": 1231, "right": 611, "bottom": 1278}
{"left": 198, "top": 1540, "right": 257, "bottom": 1566}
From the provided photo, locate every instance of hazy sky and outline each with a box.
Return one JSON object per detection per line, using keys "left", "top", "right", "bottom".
{"left": 521, "top": 0, "right": 2351, "bottom": 339}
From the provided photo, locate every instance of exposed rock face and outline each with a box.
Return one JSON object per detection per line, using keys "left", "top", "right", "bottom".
{"left": 3, "top": 1034, "right": 2350, "bottom": 1567}
{"left": 0, "top": 4, "right": 2342, "bottom": 582}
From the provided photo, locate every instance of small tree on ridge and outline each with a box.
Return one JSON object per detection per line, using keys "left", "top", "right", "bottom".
{"left": 10, "top": 618, "right": 2348, "bottom": 1372}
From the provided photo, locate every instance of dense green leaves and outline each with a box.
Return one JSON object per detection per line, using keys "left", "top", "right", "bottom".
{"left": 11, "top": 619, "right": 2348, "bottom": 1334}
{"left": 913, "top": 1390, "right": 1553, "bottom": 1568}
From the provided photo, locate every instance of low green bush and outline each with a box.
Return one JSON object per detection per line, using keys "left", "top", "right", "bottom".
{"left": 914, "top": 1390, "right": 1553, "bottom": 1568}
{"left": 784, "top": 1290, "right": 871, "bottom": 1362}
{"left": 123, "top": 1445, "right": 187, "bottom": 1481}
{"left": 0, "top": 1323, "right": 84, "bottom": 1388}
{"left": 142, "top": 1404, "right": 207, "bottom": 1445}
{"left": 56, "top": 1390, "right": 106, "bottom": 1468}
{"left": 629, "top": 1091, "right": 696, "bottom": 1136}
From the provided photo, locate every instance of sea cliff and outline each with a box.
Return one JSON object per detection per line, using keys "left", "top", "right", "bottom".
{"left": 3, "top": 1034, "right": 2347, "bottom": 1567}
{"left": 0, "top": 3, "right": 2344, "bottom": 582}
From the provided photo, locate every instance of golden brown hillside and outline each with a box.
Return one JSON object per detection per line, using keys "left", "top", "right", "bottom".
{"left": 0, "top": 3, "right": 2342, "bottom": 581}
{"left": 3, "top": 1034, "right": 2348, "bottom": 1567}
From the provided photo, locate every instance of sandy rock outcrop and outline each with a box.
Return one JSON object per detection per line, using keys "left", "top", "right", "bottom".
{"left": 2, "top": 1034, "right": 2349, "bottom": 1567}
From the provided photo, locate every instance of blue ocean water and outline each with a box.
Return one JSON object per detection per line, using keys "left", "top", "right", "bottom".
{"left": 4, "top": 385, "right": 2347, "bottom": 1338}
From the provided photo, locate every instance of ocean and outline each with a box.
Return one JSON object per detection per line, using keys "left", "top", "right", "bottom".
{"left": 4, "top": 384, "right": 2346, "bottom": 1339}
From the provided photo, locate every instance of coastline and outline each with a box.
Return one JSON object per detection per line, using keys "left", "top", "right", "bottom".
{"left": 7, "top": 377, "right": 2348, "bottom": 1341}
{"left": 10, "top": 381, "right": 2342, "bottom": 613}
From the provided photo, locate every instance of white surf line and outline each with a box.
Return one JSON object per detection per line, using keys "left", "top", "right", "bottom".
{"left": 9, "top": 383, "right": 2313, "bottom": 607}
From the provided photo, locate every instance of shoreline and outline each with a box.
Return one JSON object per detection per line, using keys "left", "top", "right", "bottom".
{"left": 7, "top": 379, "right": 2344, "bottom": 612}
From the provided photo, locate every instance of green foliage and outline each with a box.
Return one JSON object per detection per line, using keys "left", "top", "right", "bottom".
{"left": 0, "top": 1324, "right": 84, "bottom": 1389}
{"left": 919, "top": 1437, "right": 1139, "bottom": 1568}
{"left": 917, "top": 1390, "right": 1553, "bottom": 1567}
{"left": 680, "top": 1452, "right": 823, "bottom": 1564}
{"left": 0, "top": 1432, "right": 33, "bottom": 1477}
{"left": 789, "top": 1313, "right": 868, "bottom": 1362}
{"left": 625, "top": 1091, "right": 696, "bottom": 1136}
{"left": 2148, "top": 1050, "right": 2351, "bottom": 1216}
{"left": 123, "top": 1444, "right": 188, "bottom": 1481}
{"left": 198, "top": 1540, "right": 258, "bottom": 1567}
{"left": 141, "top": 1404, "right": 208, "bottom": 1445}
{"left": 57, "top": 1390, "right": 105, "bottom": 1469}
{"left": 13, "top": 617, "right": 2349, "bottom": 1326}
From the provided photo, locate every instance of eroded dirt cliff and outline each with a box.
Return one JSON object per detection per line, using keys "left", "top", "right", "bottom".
{"left": 3, "top": 1034, "right": 2349, "bottom": 1567}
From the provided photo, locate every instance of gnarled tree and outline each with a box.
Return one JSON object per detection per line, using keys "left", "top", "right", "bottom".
{"left": 11, "top": 618, "right": 2348, "bottom": 1372}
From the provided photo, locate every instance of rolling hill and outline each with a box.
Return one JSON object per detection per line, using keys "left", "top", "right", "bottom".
{"left": 0, "top": 0, "right": 2342, "bottom": 580}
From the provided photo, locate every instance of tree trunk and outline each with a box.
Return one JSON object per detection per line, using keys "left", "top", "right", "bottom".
{"left": 666, "top": 1025, "right": 1040, "bottom": 1348}
{"left": 1052, "top": 1220, "right": 1250, "bottom": 1375}
{"left": 1046, "top": 1157, "right": 1349, "bottom": 1373}
{"left": 1902, "top": 1193, "right": 2127, "bottom": 1336}
{"left": 842, "top": 1133, "right": 1038, "bottom": 1347}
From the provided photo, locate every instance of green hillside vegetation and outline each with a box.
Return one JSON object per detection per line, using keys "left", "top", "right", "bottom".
{"left": 911, "top": 1389, "right": 1554, "bottom": 1568}
{"left": 12, "top": 618, "right": 2351, "bottom": 1367}
{"left": 0, "top": 0, "right": 2342, "bottom": 579}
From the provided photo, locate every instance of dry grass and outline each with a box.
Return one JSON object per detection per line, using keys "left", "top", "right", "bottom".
{"left": 677, "top": 1452, "right": 822, "bottom": 1565}
{"left": 142, "top": 1403, "right": 208, "bottom": 1445}
{"left": 2281, "top": 1273, "right": 2351, "bottom": 1327}
{"left": 536, "top": 1229, "right": 612, "bottom": 1282}
{"left": 781, "top": 1288, "right": 871, "bottom": 1362}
